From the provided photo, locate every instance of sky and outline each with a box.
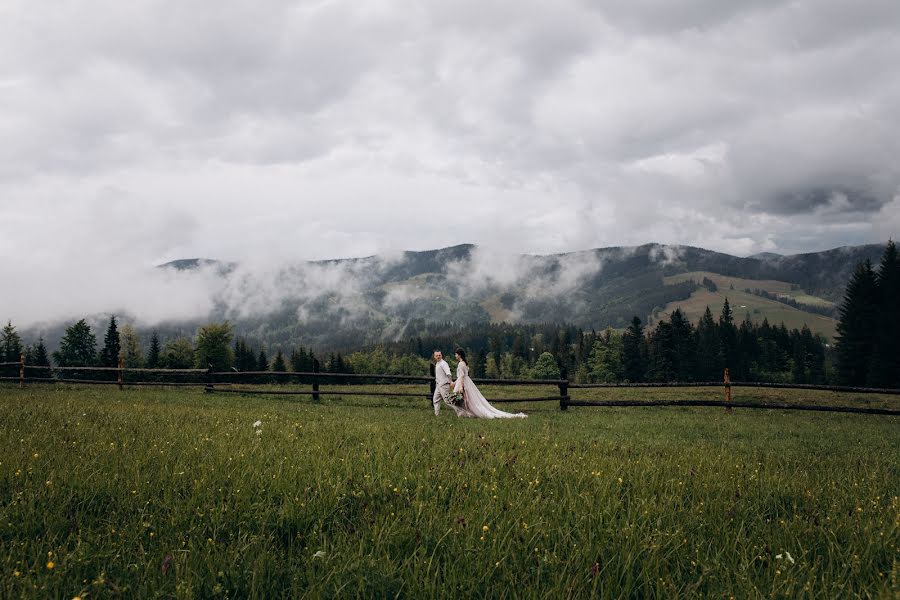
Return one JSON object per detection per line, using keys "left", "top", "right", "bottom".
{"left": 1, "top": 0, "right": 899, "bottom": 327}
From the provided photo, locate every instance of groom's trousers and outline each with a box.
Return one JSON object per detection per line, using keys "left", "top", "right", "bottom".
{"left": 432, "top": 383, "right": 450, "bottom": 415}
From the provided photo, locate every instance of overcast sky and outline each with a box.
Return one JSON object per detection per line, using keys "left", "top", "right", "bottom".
{"left": 2, "top": 0, "right": 900, "bottom": 327}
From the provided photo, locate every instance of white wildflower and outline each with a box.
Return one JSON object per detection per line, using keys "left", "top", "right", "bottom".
{"left": 313, "top": 550, "right": 326, "bottom": 559}
{"left": 253, "top": 420, "right": 262, "bottom": 428}
{"left": 775, "top": 552, "right": 795, "bottom": 564}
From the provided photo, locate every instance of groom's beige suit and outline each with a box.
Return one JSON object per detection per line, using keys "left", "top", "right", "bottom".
{"left": 432, "top": 359, "right": 452, "bottom": 415}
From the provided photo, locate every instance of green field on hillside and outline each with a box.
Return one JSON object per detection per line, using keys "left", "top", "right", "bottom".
{"left": 1, "top": 384, "right": 897, "bottom": 598}
{"left": 660, "top": 272, "right": 838, "bottom": 340}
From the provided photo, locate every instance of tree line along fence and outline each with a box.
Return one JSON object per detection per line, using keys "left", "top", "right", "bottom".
{"left": 2, "top": 357, "right": 899, "bottom": 416}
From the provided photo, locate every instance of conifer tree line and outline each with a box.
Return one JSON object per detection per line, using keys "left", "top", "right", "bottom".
{"left": 833, "top": 240, "right": 900, "bottom": 388}
{"left": 379, "top": 301, "right": 829, "bottom": 384}
{"left": 0, "top": 317, "right": 343, "bottom": 382}
{"left": 1, "top": 241, "right": 897, "bottom": 388}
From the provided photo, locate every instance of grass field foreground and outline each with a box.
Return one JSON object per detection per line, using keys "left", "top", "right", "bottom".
{"left": 1, "top": 384, "right": 898, "bottom": 598}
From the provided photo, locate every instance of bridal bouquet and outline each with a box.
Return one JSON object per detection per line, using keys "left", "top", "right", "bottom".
{"left": 447, "top": 390, "right": 465, "bottom": 406}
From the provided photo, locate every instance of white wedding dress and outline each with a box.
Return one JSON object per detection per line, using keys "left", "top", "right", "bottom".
{"left": 451, "top": 362, "right": 527, "bottom": 419}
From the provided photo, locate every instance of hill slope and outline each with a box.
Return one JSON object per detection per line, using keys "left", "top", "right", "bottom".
{"left": 142, "top": 242, "right": 883, "bottom": 348}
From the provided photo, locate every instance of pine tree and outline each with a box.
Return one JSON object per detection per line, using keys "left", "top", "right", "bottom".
{"left": 696, "top": 307, "right": 720, "bottom": 380}
{"left": 805, "top": 327, "right": 826, "bottom": 384}
{"left": 333, "top": 353, "right": 350, "bottom": 383}
{"left": 1, "top": 321, "right": 23, "bottom": 377}
{"left": 736, "top": 314, "right": 757, "bottom": 381}
{"left": 669, "top": 309, "right": 696, "bottom": 381}
{"left": 648, "top": 320, "right": 675, "bottom": 382}
{"left": 234, "top": 338, "right": 256, "bottom": 371}
{"left": 472, "top": 348, "right": 487, "bottom": 378}
{"left": 718, "top": 298, "right": 737, "bottom": 376}
{"left": 146, "top": 332, "right": 161, "bottom": 369}
{"left": 272, "top": 350, "right": 287, "bottom": 372}
{"left": 292, "top": 346, "right": 315, "bottom": 372}
{"left": 53, "top": 319, "right": 98, "bottom": 375}
{"left": 791, "top": 329, "right": 807, "bottom": 384}
{"left": 835, "top": 261, "right": 879, "bottom": 386}
{"left": 32, "top": 338, "right": 51, "bottom": 368}
{"left": 622, "top": 316, "right": 646, "bottom": 382}
{"left": 868, "top": 241, "right": 900, "bottom": 387}
{"left": 99, "top": 316, "right": 121, "bottom": 381}
{"left": 1, "top": 320, "right": 23, "bottom": 362}
{"left": 257, "top": 349, "right": 269, "bottom": 371}
{"left": 271, "top": 349, "right": 286, "bottom": 384}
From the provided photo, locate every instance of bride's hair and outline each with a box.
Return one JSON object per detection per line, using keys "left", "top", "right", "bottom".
{"left": 454, "top": 348, "right": 466, "bottom": 363}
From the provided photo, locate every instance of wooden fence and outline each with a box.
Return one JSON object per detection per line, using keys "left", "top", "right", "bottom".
{"left": 2, "top": 357, "right": 899, "bottom": 416}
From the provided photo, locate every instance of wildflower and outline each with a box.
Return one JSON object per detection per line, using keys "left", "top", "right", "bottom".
{"left": 46, "top": 561, "right": 55, "bottom": 569}
{"left": 482, "top": 525, "right": 490, "bottom": 532}
{"left": 13, "top": 570, "right": 20, "bottom": 577}
{"left": 313, "top": 551, "right": 326, "bottom": 559}
{"left": 775, "top": 552, "right": 795, "bottom": 564}
{"left": 253, "top": 420, "right": 262, "bottom": 428}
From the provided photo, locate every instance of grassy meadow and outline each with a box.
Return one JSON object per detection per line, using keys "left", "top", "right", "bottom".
{"left": 661, "top": 272, "right": 838, "bottom": 341}
{"left": 1, "top": 383, "right": 898, "bottom": 598}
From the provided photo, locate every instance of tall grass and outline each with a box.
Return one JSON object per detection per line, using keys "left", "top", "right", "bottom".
{"left": 1, "top": 384, "right": 897, "bottom": 598}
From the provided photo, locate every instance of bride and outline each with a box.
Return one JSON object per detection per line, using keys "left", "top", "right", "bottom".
{"left": 450, "top": 348, "right": 527, "bottom": 419}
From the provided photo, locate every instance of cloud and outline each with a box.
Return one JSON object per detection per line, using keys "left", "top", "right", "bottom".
{"left": 1, "top": 0, "right": 898, "bottom": 328}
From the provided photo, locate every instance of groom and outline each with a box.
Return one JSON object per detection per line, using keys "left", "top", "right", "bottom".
{"left": 432, "top": 350, "right": 453, "bottom": 416}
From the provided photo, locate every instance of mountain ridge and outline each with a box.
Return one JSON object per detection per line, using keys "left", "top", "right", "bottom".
{"left": 144, "top": 241, "right": 886, "bottom": 350}
{"left": 21, "top": 242, "right": 884, "bottom": 354}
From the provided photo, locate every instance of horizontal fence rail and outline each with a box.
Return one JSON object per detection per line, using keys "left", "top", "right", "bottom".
{"left": 3, "top": 355, "right": 898, "bottom": 416}
{"left": 210, "top": 370, "right": 434, "bottom": 382}
{"left": 210, "top": 389, "right": 428, "bottom": 398}
{"left": 569, "top": 380, "right": 900, "bottom": 395}
{"left": 565, "top": 399, "right": 900, "bottom": 416}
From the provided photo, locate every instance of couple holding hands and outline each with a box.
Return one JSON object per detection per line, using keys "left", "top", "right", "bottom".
{"left": 431, "top": 349, "right": 527, "bottom": 419}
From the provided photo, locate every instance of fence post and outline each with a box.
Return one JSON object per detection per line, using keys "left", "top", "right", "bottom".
{"left": 205, "top": 364, "right": 213, "bottom": 393}
{"left": 429, "top": 363, "right": 436, "bottom": 405}
{"left": 559, "top": 367, "right": 569, "bottom": 411}
{"left": 724, "top": 368, "right": 731, "bottom": 412}
{"left": 117, "top": 357, "right": 124, "bottom": 391}
{"left": 312, "top": 359, "right": 320, "bottom": 402}
{"left": 19, "top": 353, "right": 25, "bottom": 389}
